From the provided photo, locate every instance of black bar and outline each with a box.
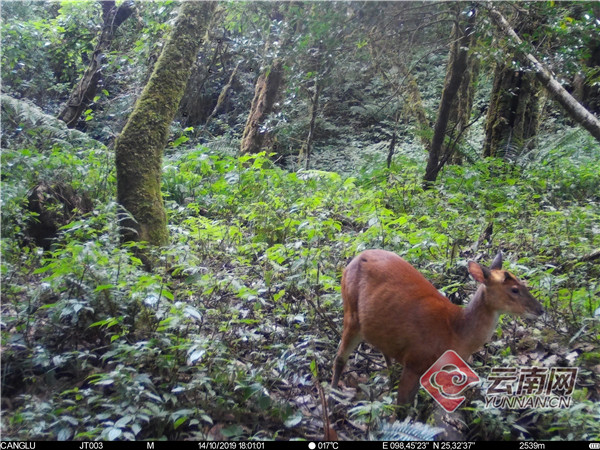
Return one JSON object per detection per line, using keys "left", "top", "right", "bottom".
{"left": 1, "top": 441, "right": 596, "bottom": 450}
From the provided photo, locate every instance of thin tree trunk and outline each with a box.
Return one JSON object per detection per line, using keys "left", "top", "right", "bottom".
{"left": 58, "top": 1, "right": 134, "bottom": 128}
{"left": 424, "top": 7, "right": 477, "bottom": 186}
{"left": 387, "top": 130, "right": 397, "bottom": 169}
{"left": 489, "top": 7, "right": 600, "bottom": 143}
{"left": 202, "top": 61, "right": 240, "bottom": 134}
{"left": 115, "top": 2, "right": 215, "bottom": 246}
{"left": 299, "top": 80, "right": 321, "bottom": 169}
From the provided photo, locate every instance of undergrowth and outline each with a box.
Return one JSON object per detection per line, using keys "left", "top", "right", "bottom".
{"left": 1, "top": 134, "right": 599, "bottom": 440}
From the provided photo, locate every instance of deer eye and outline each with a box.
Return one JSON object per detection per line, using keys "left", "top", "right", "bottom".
{"left": 511, "top": 286, "right": 520, "bottom": 294}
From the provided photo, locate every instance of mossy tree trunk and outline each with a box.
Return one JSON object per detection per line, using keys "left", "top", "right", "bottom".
{"left": 115, "top": 2, "right": 215, "bottom": 246}
{"left": 571, "top": 4, "right": 600, "bottom": 114}
{"left": 403, "top": 67, "right": 432, "bottom": 151}
{"left": 240, "top": 59, "right": 284, "bottom": 154}
{"left": 572, "top": 42, "right": 600, "bottom": 114}
{"left": 58, "top": 1, "right": 134, "bottom": 128}
{"left": 448, "top": 53, "right": 479, "bottom": 164}
{"left": 483, "top": 65, "right": 540, "bottom": 158}
{"left": 489, "top": 7, "right": 600, "bottom": 143}
{"left": 483, "top": 11, "right": 541, "bottom": 159}
{"left": 423, "top": 6, "right": 477, "bottom": 186}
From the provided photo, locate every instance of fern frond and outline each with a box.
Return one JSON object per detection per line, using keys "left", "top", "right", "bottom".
{"left": 368, "top": 418, "right": 444, "bottom": 441}
{"left": 0, "top": 94, "right": 102, "bottom": 150}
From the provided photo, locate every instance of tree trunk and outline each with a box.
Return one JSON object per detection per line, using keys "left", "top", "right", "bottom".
{"left": 58, "top": 1, "right": 134, "bottom": 128}
{"left": 448, "top": 53, "right": 479, "bottom": 164}
{"left": 115, "top": 2, "right": 215, "bottom": 246}
{"left": 489, "top": 7, "right": 600, "bottom": 143}
{"left": 299, "top": 80, "right": 321, "bottom": 169}
{"left": 424, "top": 7, "right": 477, "bottom": 186}
{"left": 202, "top": 61, "right": 240, "bottom": 134}
{"left": 401, "top": 65, "right": 431, "bottom": 150}
{"left": 178, "top": 38, "right": 221, "bottom": 128}
{"left": 240, "top": 59, "right": 284, "bottom": 154}
{"left": 386, "top": 130, "right": 397, "bottom": 169}
{"left": 573, "top": 42, "right": 600, "bottom": 114}
{"left": 483, "top": 65, "right": 540, "bottom": 158}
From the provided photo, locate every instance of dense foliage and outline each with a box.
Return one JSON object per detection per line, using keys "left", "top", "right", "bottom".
{"left": 1, "top": 0, "right": 599, "bottom": 442}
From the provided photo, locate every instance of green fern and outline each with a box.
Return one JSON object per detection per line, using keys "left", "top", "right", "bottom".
{"left": 0, "top": 94, "right": 100, "bottom": 150}
{"left": 369, "top": 418, "right": 444, "bottom": 441}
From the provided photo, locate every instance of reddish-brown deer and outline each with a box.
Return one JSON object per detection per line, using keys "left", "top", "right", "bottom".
{"left": 331, "top": 250, "right": 543, "bottom": 404}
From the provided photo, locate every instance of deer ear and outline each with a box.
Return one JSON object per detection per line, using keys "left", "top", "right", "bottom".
{"left": 490, "top": 252, "right": 503, "bottom": 270}
{"left": 468, "top": 261, "right": 491, "bottom": 283}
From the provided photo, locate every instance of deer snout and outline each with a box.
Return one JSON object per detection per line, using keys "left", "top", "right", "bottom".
{"left": 524, "top": 298, "right": 544, "bottom": 318}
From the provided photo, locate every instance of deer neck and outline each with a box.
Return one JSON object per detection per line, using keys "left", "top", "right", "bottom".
{"left": 457, "top": 285, "right": 501, "bottom": 356}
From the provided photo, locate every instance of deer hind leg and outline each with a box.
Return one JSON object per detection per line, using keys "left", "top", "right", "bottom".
{"left": 331, "top": 323, "right": 362, "bottom": 388}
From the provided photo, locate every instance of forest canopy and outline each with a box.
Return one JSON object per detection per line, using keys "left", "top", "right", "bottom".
{"left": 1, "top": 0, "right": 599, "bottom": 442}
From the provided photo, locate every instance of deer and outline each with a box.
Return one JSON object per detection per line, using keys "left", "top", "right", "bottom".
{"left": 331, "top": 250, "right": 544, "bottom": 404}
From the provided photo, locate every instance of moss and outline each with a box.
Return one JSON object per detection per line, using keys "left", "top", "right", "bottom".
{"left": 115, "top": 2, "right": 216, "bottom": 246}
{"left": 483, "top": 65, "right": 541, "bottom": 158}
